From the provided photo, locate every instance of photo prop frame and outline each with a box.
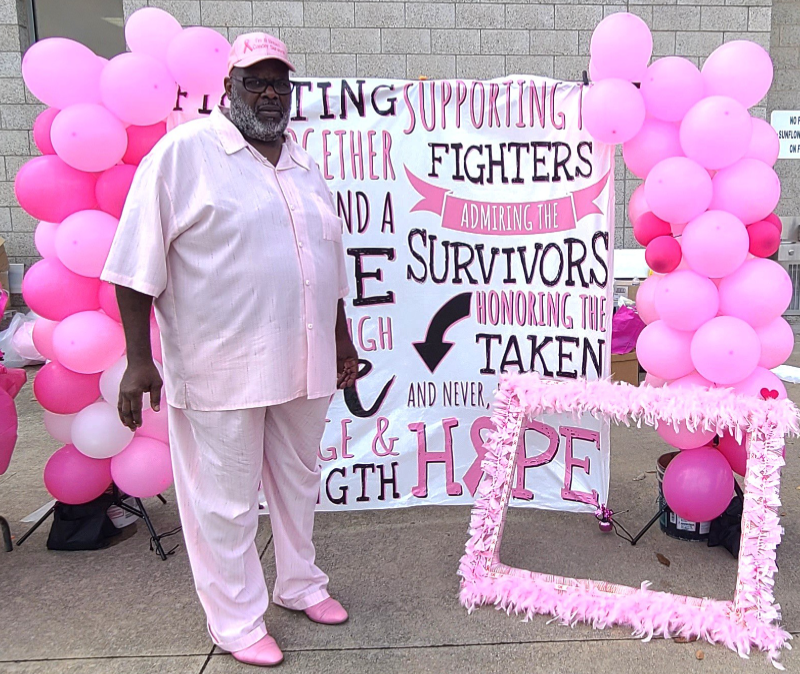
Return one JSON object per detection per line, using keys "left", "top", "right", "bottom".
{"left": 459, "top": 374, "right": 799, "bottom": 667}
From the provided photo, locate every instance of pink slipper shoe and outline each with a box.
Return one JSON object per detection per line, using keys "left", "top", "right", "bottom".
{"left": 232, "top": 634, "right": 284, "bottom": 667}
{"left": 303, "top": 597, "right": 349, "bottom": 625}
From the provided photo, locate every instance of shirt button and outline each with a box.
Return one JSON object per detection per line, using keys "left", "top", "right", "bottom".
{"left": 290, "top": 205, "right": 296, "bottom": 211}
{"left": 305, "top": 280, "right": 311, "bottom": 286}
{"left": 307, "top": 323, "right": 313, "bottom": 330}
{"left": 298, "top": 242, "right": 304, "bottom": 249}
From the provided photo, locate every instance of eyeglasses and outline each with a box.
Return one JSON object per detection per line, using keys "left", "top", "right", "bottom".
{"left": 232, "top": 77, "right": 294, "bottom": 95}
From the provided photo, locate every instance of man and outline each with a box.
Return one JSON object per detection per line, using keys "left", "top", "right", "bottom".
{"left": 102, "top": 33, "right": 358, "bottom": 668}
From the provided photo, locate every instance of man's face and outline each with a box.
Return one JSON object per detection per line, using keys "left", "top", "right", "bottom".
{"left": 225, "top": 60, "right": 292, "bottom": 143}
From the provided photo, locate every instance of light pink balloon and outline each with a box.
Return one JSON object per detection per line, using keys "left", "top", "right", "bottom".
{"left": 14, "top": 155, "right": 98, "bottom": 222}
{"left": 731, "top": 366, "right": 787, "bottom": 400}
{"left": 717, "top": 433, "right": 747, "bottom": 477}
{"left": 22, "top": 258, "right": 101, "bottom": 321}
{"left": 745, "top": 118, "right": 780, "bottom": 167}
{"left": 167, "top": 27, "right": 231, "bottom": 95}
{"left": 33, "top": 108, "right": 59, "bottom": 155}
{"left": 628, "top": 184, "right": 648, "bottom": 226}
{"left": 34, "top": 221, "right": 58, "bottom": 259}
{"left": 589, "top": 12, "right": 653, "bottom": 82}
{"left": 101, "top": 53, "right": 177, "bottom": 126}
{"left": 72, "top": 401, "right": 134, "bottom": 459}
{"left": 702, "top": 40, "right": 774, "bottom": 109}
{"left": 718, "top": 258, "right": 793, "bottom": 327}
{"left": 98, "top": 282, "right": 122, "bottom": 323}
{"left": 663, "top": 447, "right": 734, "bottom": 522}
{"left": 32, "top": 317, "right": 59, "bottom": 361}
{"left": 125, "top": 7, "right": 183, "bottom": 64}
{"left": 123, "top": 123, "right": 167, "bottom": 165}
{"left": 658, "top": 421, "right": 715, "bottom": 450}
{"left": 52, "top": 311, "right": 126, "bottom": 375}
{"left": 33, "top": 361, "right": 101, "bottom": 415}
{"left": 643, "top": 373, "right": 666, "bottom": 387}
{"left": 55, "top": 210, "right": 119, "bottom": 278}
{"left": 137, "top": 408, "right": 169, "bottom": 444}
{"left": 755, "top": 317, "right": 794, "bottom": 369}
{"left": 645, "top": 157, "right": 713, "bottom": 224}
{"left": 96, "top": 165, "right": 137, "bottom": 220}
{"left": 680, "top": 96, "right": 752, "bottom": 170}
{"left": 99, "top": 355, "right": 164, "bottom": 407}
{"left": 654, "top": 270, "right": 719, "bottom": 332}
{"left": 640, "top": 57, "right": 704, "bottom": 123}
{"left": 669, "top": 371, "right": 716, "bottom": 389}
{"left": 22, "top": 38, "right": 104, "bottom": 109}
{"left": 151, "top": 319, "right": 163, "bottom": 363}
{"left": 681, "top": 211, "right": 749, "bottom": 278}
{"left": 691, "top": 316, "right": 761, "bottom": 385}
{"left": 635, "top": 274, "right": 660, "bottom": 324}
{"left": 50, "top": 104, "right": 128, "bottom": 172}
{"left": 636, "top": 320, "right": 695, "bottom": 381}
{"left": 43, "top": 444, "right": 112, "bottom": 505}
{"left": 43, "top": 411, "right": 77, "bottom": 444}
{"left": 111, "top": 437, "right": 173, "bottom": 498}
{"left": 623, "top": 117, "right": 683, "bottom": 179}
{"left": 584, "top": 79, "right": 646, "bottom": 144}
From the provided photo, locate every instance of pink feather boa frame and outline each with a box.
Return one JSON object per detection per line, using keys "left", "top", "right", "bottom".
{"left": 459, "top": 374, "right": 800, "bottom": 669}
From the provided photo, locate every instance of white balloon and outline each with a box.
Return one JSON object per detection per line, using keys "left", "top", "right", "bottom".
{"left": 43, "top": 411, "right": 77, "bottom": 444}
{"left": 100, "top": 355, "right": 164, "bottom": 407}
{"left": 72, "top": 401, "right": 134, "bottom": 459}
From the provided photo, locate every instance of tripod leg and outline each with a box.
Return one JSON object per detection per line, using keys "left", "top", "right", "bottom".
{"left": 135, "top": 498, "right": 168, "bottom": 561}
{"left": 631, "top": 505, "right": 668, "bottom": 546}
{"left": 157, "top": 494, "right": 167, "bottom": 505}
{"left": 1, "top": 516, "right": 12, "bottom": 552}
{"left": 16, "top": 506, "right": 55, "bottom": 546}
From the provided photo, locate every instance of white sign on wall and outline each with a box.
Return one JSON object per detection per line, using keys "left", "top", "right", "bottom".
{"left": 771, "top": 110, "right": 800, "bottom": 160}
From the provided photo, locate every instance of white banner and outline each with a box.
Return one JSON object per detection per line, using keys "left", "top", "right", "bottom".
{"left": 286, "top": 76, "right": 614, "bottom": 513}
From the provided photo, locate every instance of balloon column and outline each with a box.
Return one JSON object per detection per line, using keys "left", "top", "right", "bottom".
{"left": 586, "top": 15, "right": 790, "bottom": 524}
{"left": 17, "top": 8, "right": 230, "bottom": 505}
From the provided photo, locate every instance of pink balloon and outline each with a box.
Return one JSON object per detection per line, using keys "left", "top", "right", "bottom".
{"left": 628, "top": 184, "right": 648, "bottom": 227}
{"left": 34, "top": 362, "right": 101, "bottom": 415}
{"left": 717, "top": 433, "right": 747, "bottom": 477}
{"left": 50, "top": 104, "right": 128, "bottom": 172}
{"left": 643, "top": 373, "right": 666, "bottom": 387}
{"left": 584, "top": 79, "right": 646, "bottom": 144}
{"left": 691, "top": 316, "right": 761, "bottom": 385}
{"left": 43, "top": 444, "right": 112, "bottom": 505}
{"left": 702, "top": 40, "right": 774, "bottom": 109}
{"left": 52, "top": 311, "right": 126, "bottom": 375}
{"left": 658, "top": 421, "right": 715, "bottom": 450}
{"left": 137, "top": 408, "right": 169, "bottom": 444}
{"left": 679, "top": 96, "right": 752, "bottom": 170}
{"left": 635, "top": 275, "right": 660, "bottom": 325}
{"left": 125, "top": 7, "right": 183, "bottom": 64}
{"left": 718, "top": 259, "right": 792, "bottom": 327}
{"left": 746, "top": 118, "right": 780, "bottom": 167}
{"left": 731, "top": 366, "right": 787, "bottom": 400}
{"left": 645, "top": 157, "right": 713, "bottom": 224}
{"left": 22, "top": 258, "right": 101, "bottom": 321}
{"left": 167, "top": 27, "right": 231, "bottom": 95}
{"left": 589, "top": 13, "right": 653, "bottom": 82}
{"left": 151, "top": 319, "right": 163, "bottom": 363}
{"left": 640, "top": 57, "right": 704, "bottom": 123}
{"left": 55, "top": 210, "right": 119, "bottom": 278}
{"left": 96, "top": 165, "right": 137, "bottom": 220}
{"left": 637, "top": 320, "right": 695, "bottom": 381}
{"left": 748, "top": 220, "right": 781, "bottom": 258}
{"left": 33, "top": 108, "right": 59, "bottom": 155}
{"left": 101, "top": 53, "right": 177, "bottom": 126}
{"left": 43, "top": 411, "right": 76, "bottom": 444}
{"left": 111, "top": 437, "right": 173, "bottom": 498}
{"left": 14, "top": 155, "right": 98, "bottom": 222}
{"left": 654, "top": 270, "right": 719, "bottom": 332}
{"left": 34, "top": 221, "right": 58, "bottom": 259}
{"left": 670, "top": 371, "right": 716, "bottom": 389}
{"left": 681, "top": 211, "right": 749, "bottom": 278}
{"left": 711, "top": 159, "right": 781, "bottom": 226}
{"left": 98, "top": 282, "right": 122, "bottom": 323}
{"left": 645, "top": 235, "right": 682, "bottom": 274}
{"left": 633, "top": 212, "right": 671, "bottom": 247}
{"left": 123, "top": 123, "right": 167, "bottom": 165}
{"left": 22, "top": 38, "right": 104, "bottom": 109}
{"left": 32, "top": 317, "right": 59, "bottom": 361}
{"left": 662, "top": 447, "right": 734, "bottom": 522}
{"left": 755, "top": 317, "right": 794, "bottom": 369}
{"left": 623, "top": 118, "right": 683, "bottom": 179}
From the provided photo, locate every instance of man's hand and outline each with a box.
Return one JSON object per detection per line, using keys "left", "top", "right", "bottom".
{"left": 118, "top": 361, "right": 163, "bottom": 431}
{"left": 336, "top": 336, "right": 358, "bottom": 389}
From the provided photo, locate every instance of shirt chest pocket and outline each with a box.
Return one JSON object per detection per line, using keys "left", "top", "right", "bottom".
{"left": 321, "top": 212, "right": 344, "bottom": 243}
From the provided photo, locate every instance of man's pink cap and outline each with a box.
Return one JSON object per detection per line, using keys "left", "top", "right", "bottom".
{"left": 227, "top": 32, "right": 295, "bottom": 73}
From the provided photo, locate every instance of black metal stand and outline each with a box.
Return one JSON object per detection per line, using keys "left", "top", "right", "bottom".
{"left": 630, "top": 504, "right": 668, "bottom": 546}
{"left": 1, "top": 515, "right": 12, "bottom": 552}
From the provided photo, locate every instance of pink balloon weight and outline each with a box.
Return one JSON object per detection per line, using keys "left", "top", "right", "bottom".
{"left": 52, "top": 311, "right": 126, "bottom": 375}
{"left": 98, "top": 282, "right": 122, "bottom": 323}
{"left": 681, "top": 211, "right": 749, "bottom": 278}
{"left": 645, "top": 157, "right": 713, "bottom": 224}
{"left": 748, "top": 220, "right": 781, "bottom": 258}
{"left": 635, "top": 275, "right": 660, "bottom": 325}
{"left": 717, "top": 433, "right": 748, "bottom": 477}
{"left": 645, "top": 235, "right": 682, "bottom": 274}
{"left": 33, "top": 362, "right": 101, "bottom": 415}
{"left": 123, "top": 123, "right": 167, "bottom": 165}
{"left": 14, "top": 155, "right": 98, "bottom": 222}
{"left": 167, "top": 27, "right": 231, "bottom": 95}
{"left": 702, "top": 40, "right": 774, "bottom": 109}
{"left": 96, "top": 165, "right": 137, "bottom": 219}
{"left": 55, "top": 210, "right": 119, "bottom": 278}
{"left": 101, "top": 53, "right": 177, "bottom": 126}
{"left": 50, "top": 104, "right": 128, "bottom": 172}
{"left": 718, "top": 259, "right": 793, "bottom": 327}
{"left": 679, "top": 96, "right": 752, "bottom": 170}
{"left": 657, "top": 421, "right": 715, "bottom": 450}
{"left": 584, "top": 79, "right": 646, "bottom": 144}
{"left": 22, "top": 258, "right": 101, "bottom": 321}
{"left": 628, "top": 184, "right": 648, "bottom": 226}
{"left": 654, "top": 270, "right": 719, "bottom": 332}
{"left": 623, "top": 117, "right": 683, "bottom": 179}
{"left": 746, "top": 118, "right": 780, "bottom": 167}
{"left": 32, "top": 317, "right": 59, "bottom": 361}
{"left": 33, "top": 108, "right": 59, "bottom": 155}
{"left": 669, "top": 371, "right": 715, "bottom": 389}
{"left": 34, "top": 221, "right": 58, "bottom": 259}
{"left": 589, "top": 13, "right": 653, "bottom": 82}
{"left": 691, "top": 316, "right": 761, "bottom": 385}
{"left": 755, "top": 317, "right": 794, "bottom": 369}
{"left": 636, "top": 320, "right": 695, "bottom": 381}
{"left": 22, "top": 38, "right": 104, "bottom": 109}
{"left": 125, "top": 7, "right": 183, "bottom": 63}
{"left": 633, "top": 212, "right": 671, "bottom": 247}
{"left": 640, "top": 57, "right": 704, "bottom": 123}
{"left": 731, "top": 366, "right": 787, "bottom": 400}
{"left": 43, "top": 444, "right": 112, "bottom": 505}
{"left": 711, "top": 159, "right": 781, "bottom": 226}
{"left": 137, "top": 408, "right": 169, "bottom": 444}
{"left": 111, "top": 437, "right": 173, "bottom": 499}
{"left": 662, "top": 447, "right": 734, "bottom": 523}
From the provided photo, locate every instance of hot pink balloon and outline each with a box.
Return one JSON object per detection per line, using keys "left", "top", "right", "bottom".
{"left": 167, "top": 27, "right": 231, "bottom": 95}
{"left": 763, "top": 213, "right": 783, "bottom": 234}
{"left": 681, "top": 211, "right": 749, "bottom": 278}
{"left": 702, "top": 40, "right": 773, "bottom": 109}
{"left": 717, "top": 433, "right": 748, "bottom": 477}
{"left": 137, "top": 408, "right": 169, "bottom": 444}
{"left": 22, "top": 38, "right": 104, "bottom": 109}
{"left": 584, "top": 79, "right": 646, "bottom": 144}
{"left": 589, "top": 13, "right": 653, "bottom": 82}
{"left": 633, "top": 212, "right": 671, "bottom": 247}
{"left": 636, "top": 320, "right": 695, "bottom": 381}
{"left": 43, "top": 444, "right": 112, "bottom": 505}
{"left": 654, "top": 270, "right": 719, "bottom": 332}
{"left": 635, "top": 275, "right": 660, "bottom": 325}
{"left": 33, "top": 362, "right": 101, "bottom": 415}
{"left": 645, "top": 157, "right": 712, "bottom": 224}
{"left": 33, "top": 108, "right": 59, "bottom": 155}
{"left": 663, "top": 447, "right": 734, "bottom": 523}
{"left": 731, "top": 366, "right": 787, "bottom": 400}
{"left": 52, "top": 311, "right": 126, "bottom": 375}
{"left": 96, "top": 165, "right": 137, "bottom": 219}
{"left": 98, "top": 282, "right": 122, "bottom": 323}
{"left": 101, "top": 53, "right": 177, "bottom": 126}
{"left": 623, "top": 117, "right": 683, "bottom": 179}
{"left": 50, "top": 104, "right": 128, "bottom": 172}
{"left": 125, "top": 7, "right": 183, "bottom": 63}
{"left": 111, "top": 437, "right": 173, "bottom": 498}
{"left": 22, "top": 258, "right": 101, "bottom": 321}
{"left": 657, "top": 421, "right": 715, "bottom": 451}
{"left": 32, "top": 317, "right": 59, "bottom": 361}
{"left": 712, "top": 159, "right": 781, "bottom": 226}
{"left": 691, "top": 316, "right": 761, "bottom": 385}
{"left": 746, "top": 118, "right": 780, "bottom": 167}
{"left": 640, "top": 57, "right": 704, "bottom": 123}
{"left": 718, "top": 259, "right": 792, "bottom": 327}
{"left": 628, "top": 184, "right": 648, "bottom": 226}
{"left": 755, "top": 317, "right": 794, "bottom": 369}
{"left": 14, "top": 155, "right": 98, "bottom": 222}
{"left": 645, "top": 235, "right": 682, "bottom": 274}
{"left": 55, "top": 210, "right": 119, "bottom": 278}
{"left": 748, "top": 220, "right": 781, "bottom": 258}
{"left": 680, "top": 96, "right": 752, "bottom": 170}
{"left": 123, "top": 123, "right": 167, "bottom": 165}
{"left": 34, "top": 221, "right": 58, "bottom": 259}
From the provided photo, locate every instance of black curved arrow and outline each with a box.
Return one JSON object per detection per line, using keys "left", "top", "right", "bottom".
{"left": 413, "top": 292, "right": 472, "bottom": 373}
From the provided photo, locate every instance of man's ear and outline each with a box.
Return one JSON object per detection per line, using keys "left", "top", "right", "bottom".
{"left": 224, "top": 76, "right": 233, "bottom": 100}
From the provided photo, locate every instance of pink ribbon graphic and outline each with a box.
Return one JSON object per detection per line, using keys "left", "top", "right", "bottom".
{"left": 405, "top": 167, "right": 610, "bottom": 236}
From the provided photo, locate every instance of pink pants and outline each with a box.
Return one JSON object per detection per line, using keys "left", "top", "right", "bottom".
{"left": 168, "top": 397, "right": 330, "bottom": 652}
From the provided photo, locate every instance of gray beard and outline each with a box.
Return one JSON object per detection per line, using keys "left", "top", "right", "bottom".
{"left": 228, "top": 87, "right": 290, "bottom": 143}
